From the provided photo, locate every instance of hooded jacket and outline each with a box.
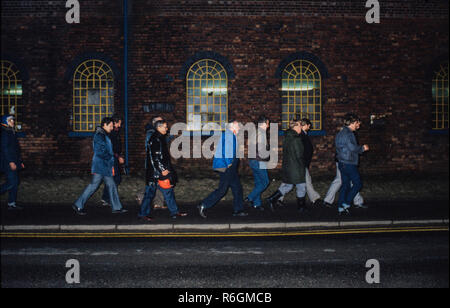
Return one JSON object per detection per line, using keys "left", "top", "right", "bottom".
{"left": 212, "top": 129, "right": 238, "bottom": 172}
{"left": 91, "top": 126, "right": 115, "bottom": 176}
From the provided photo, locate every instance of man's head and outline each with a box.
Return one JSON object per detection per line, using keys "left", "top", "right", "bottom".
{"left": 1, "top": 115, "right": 15, "bottom": 128}
{"left": 300, "top": 118, "right": 312, "bottom": 132}
{"left": 101, "top": 117, "right": 114, "bottom": 133}
{"left": 151, "top": 116, "right": 163, "bottom": 127}
{"left": 289, "top": 118, "right": 302, "bottom": 134}
{"left": 257, "top": 115, "right": 270, "bottom": 131}
{"left": 227, "top": 119, "right": 241, "bottom": 135}
{"left": 344, "top": 113, "right": 361, "bottom": 131}
{"left": 154, "top": 119, "right": 168, "bottom": 135}
{"left": 112, "top": 114, "right": 122, "bottom": 131}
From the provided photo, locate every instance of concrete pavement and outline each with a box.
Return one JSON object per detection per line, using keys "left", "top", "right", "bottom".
{"left": 1, "top": 200, "right": 448, "bottom": 232}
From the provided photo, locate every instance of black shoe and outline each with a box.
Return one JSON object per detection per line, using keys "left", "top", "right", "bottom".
{"left": 276, "top": 200, "right": 287, "bottom": 207}
{"left": 232, "top": 211, "right": 249, "bottom": 217}
{"left": 197, "top": 204, "right": 207, "bottom": 219}
{"left": 7, "top": 203, "right": 23, "bottom": 210}
{"left": 112, "top": 208, "right": 128, "bottom": 214}
{"left": 72, "top": 204, "right": 87, "bottom": 216}
{"left": 251, "top": 205, "right": 265, "bottom": 211}
{"left": 354, "top": 204, "right": 368, "bottom": 209}
{"left": 266, "top": 190, "right": 283, "bottom": 212}
{"left": 297, "top": 197, "right": 307, "bottom": 213}
{"left": 171, "top": 212, "right": 188, "bottom": 219}
{"left": 139, "top": 215, "right": 154, "bottom": 222}
{"left": 312, "top": 199, "right": 323, "bottom": 207}
{"left": 323, "top": 201, "right": 333, "bottom": 208}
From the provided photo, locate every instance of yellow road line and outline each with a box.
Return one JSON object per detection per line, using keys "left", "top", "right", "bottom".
{"left": 0, "top": 226, "right": 448, "bottom": 238}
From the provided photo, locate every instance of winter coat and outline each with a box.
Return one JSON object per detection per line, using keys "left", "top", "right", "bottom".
{"left": 0, "top": 125, "right": 23, "bottom": 172}
{"left": 335, "top": 126, "right": 364, "bottom": 166}
{"left": 212, "top": 129, "right": 238, "bottom": 172}
{"left": 300, "top": 130, "right": 314, "bottom": 169}
{"left": 281, "top": 129, "right": 305, "bottom": 184}
{"left": 145, "top": 130, "right": 176, "bottom": 184}
{"left": 91, "top": 127, "right": 115, "bottom": 177}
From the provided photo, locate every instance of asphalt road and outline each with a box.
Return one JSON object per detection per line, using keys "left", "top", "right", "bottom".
{"left": 1, "top": 230, "right": 448, "bottom": 289}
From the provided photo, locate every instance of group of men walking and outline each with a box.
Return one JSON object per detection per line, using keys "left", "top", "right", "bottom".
{"left": 1, "top": 112, "right": 369, "bottom": 220}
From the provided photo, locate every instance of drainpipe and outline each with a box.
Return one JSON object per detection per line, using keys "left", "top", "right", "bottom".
{"left": 123, "top": 0, "right": 129, "bottom": 173}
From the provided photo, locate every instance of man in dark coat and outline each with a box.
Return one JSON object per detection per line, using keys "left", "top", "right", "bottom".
{"left": 0, "top": 114, "right": 24, "bottom": 210}
{"left": 72, "top": 117, "right": 127, "bottom": 215}
{"left": 266, "top": 119, "right": 307, "bottom": 212}
{"left": 138, "top": 119, "right": 187, "bottom": 221}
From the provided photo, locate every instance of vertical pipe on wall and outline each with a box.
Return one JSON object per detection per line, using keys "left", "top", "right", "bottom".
{"left": 123, "top": 0, "right": 129, "bottom": 173}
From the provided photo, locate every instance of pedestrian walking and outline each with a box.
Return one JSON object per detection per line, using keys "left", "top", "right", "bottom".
{"left": 335, "top": 113, "right": 369, "bottom": 214}
{"left": 266, "top": 118, "right": 307, "bottom": 213}
{"left": 277, "top": 118, "right": 322, "bottom": 207}
{"left": 0, "top": 114, "right": 24, "bottom": 210}
{"left": 322, "top": 156, "right": 365, "bottom": 208}
{"left": 138, "top": 119, "right": 187, "bottom": 221}
{"left": 100, "top": 114, "right": 124, "bottom": 207}
{"left": 72, "top": 117, "right": 128, "bottom": 215}
{"left": 197, "top": 120, "right": 248, "bottom": 218}
{"left": 245, "top": 115, "right": 271, "bottom": 211}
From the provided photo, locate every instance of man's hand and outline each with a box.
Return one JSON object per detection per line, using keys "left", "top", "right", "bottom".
{"left": 9, "top": 162, "right": 17, "bottom": 171}
{"left": 118, "top": 156, "right": 125, "bottom": 165}
{"left": 363, "top": 144, "right": 369, "bottom": 151}
{"left": 162, "top": 170, "right": 170, "bottom": 176}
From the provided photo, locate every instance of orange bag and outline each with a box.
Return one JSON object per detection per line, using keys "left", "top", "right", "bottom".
{"left": 158, "top": 178, "right": 172, "bottom": 189}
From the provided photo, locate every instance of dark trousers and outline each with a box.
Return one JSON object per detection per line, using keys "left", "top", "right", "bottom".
{"left": 337, "top": 162, "right": 363, "bottom": 207}
{"left": 202, "top": 159, "right": 244, "bottom": 213}
{"left": 0, "top": 168, "right": 19, "bottom": 204}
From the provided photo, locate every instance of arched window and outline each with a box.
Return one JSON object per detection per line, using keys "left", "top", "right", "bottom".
{"left": 432, "top": 61, "right": 449, "bottom": 130}
{"left": 72, "top": 59, "right": 114, "bottom": 132}
{"left": 281, "top": 60, "right": 322, "bottom": 130}
{"left": 186, "top": 59, "right": 228, "bottom": 131}
{"left": 1, "top": 60, "right": 23, "bottom": 130}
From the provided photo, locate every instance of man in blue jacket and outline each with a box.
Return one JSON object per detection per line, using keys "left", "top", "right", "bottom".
{"left": 0, "top": 114, "right": 24, "bottom": 210}
{"left": 335, "top": 113, "right": 369, "bottom": 214}
{"left": 73, "top": 117, "right": 128, "bottom": 215}
{"left": 198, "top": 120, "right": 248, "bottom": 218}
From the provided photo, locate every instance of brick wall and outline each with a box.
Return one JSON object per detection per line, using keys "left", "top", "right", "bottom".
{"left": 1, "top": 0, "right": 448, "bottom": 176}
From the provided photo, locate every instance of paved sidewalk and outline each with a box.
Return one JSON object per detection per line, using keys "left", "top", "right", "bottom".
{"left": 1, "top": 200, "right": 448, "bottom": 232}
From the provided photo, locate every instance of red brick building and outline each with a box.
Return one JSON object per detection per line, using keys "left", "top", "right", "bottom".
{"left": 1, "top": 0, "right": 448, "bottom": 175}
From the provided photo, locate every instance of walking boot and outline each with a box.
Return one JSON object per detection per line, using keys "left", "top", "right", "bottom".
{"left": 297, "top": 197, "right": 307, "bottom": 213}
{"left": 266, "top": 190, "right": 283, "bottom": 212}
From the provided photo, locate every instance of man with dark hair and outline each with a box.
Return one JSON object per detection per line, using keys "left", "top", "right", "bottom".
{"left": 100, "top": 114, "right": 124, "bottom": 207}
{"left": 198, "top": 120, "right": 248, "bottom": 218}
{"left": 245, "top": 115, "right": 270, "bottom": 211}
{"left": 335, "top": 113, "right": 369, "bottom": 214}
{"left": 138, "top": 120, "right": 187, "bottom": 221}
{"left": 0, "top": 114, "right": 24, "bottom": 210}
{"left": 73, "top": 117, "right": 128, "bottom": 215}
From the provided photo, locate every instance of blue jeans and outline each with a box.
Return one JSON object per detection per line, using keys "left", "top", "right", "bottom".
{"left": 202, "top": 159, "right": 244, "bottom": 213}
{"left": 74, "top": 173, "right": 123, "bottom": 211}
{"left": 139, "top": 182, "right": 179, "bottom": 217}
{"left": 337, "top": 162, "right": 363, "bottom": 207}
{"left": 101, "top": 158, "right": 121, "bottom": 204}
{"left": 0, "top": 168, "right": 19, "bottom": 204}
{"left": 247, "top": 160, "right": 270, "bottom": 207}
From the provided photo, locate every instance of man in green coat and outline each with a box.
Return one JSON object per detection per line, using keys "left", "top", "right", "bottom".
{"left": 266, "top": 119, "right": 307, "bottom": 212}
